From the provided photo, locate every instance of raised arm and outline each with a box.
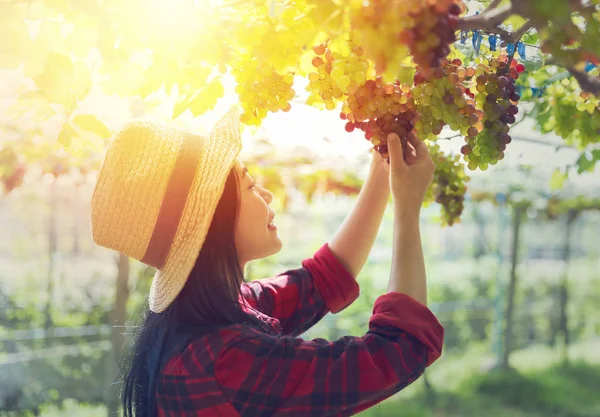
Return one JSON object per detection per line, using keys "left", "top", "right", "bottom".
{"left": 240, "top": 153, "right": 389, "bottom": 335}
{"left": 328, "top": 151, "right": 391, "bottom": 278}
{"left": 215, "top": 292, "right": 444, "bottom": 416}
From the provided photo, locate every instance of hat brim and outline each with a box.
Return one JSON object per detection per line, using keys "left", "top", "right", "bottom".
{"left": 148, "top": 106, "right": 242, "bottom": 313}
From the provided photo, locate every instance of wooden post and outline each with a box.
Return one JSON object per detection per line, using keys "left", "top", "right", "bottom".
{"left": 502, "top": 204, "right": 524, "bottom": 369}
{"left": 44, "top": 179, "right": 58, "bottom": 345}
{"left": 558, "top": 209, "right": 578, "bottom": 363}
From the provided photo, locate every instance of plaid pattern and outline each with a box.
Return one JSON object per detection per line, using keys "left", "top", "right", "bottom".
{"left": 156, "top": 244, "right": 444, "bottom": 416}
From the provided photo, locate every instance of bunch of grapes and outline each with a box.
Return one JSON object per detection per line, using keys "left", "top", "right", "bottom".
{"left": 350, "top": 0, "right": 465, "bottom": 75}
{"left": 461, "top": 56, "right": 524, "bottom": 170}
{"left": 533, "top": 70, "right": 600, "bottom": 148}
{"left": 341, "top": 76, "right": 419, "bottom": 158}
{"left": 425, "top": 143, "right": 469, "bottom": 226}
{"left": 349, "top": 1, "right": 413, "bottom": 75}
{"left": 398, "top": 1, "right": 464, "bottom": 73}
{"left": 413, "top": 58, "right": 483, "bottom": 140}
{"left": 233, "top": 56, "right": 295, "bottom": 126}
{"left": 306, "top": 41, "right": 373, "bottom": 110}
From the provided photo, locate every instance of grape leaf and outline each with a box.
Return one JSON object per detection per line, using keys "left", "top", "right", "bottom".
{"left": 71, "top": 60, "right": 92, "bottom": 99}
{"left": 58, "top": 123, "right": 78, "bottom": 149}
{"left": 23, "top": 22, "right": 67, "bottom": 78}
{"left": 575, "top": 150, "right": 600, "bottom": 174}
{"left": 34, "top": 73, "right": 70, "bottom": 104}
{"left": 504, "top": 14, "right": 528, "bottom": 31}
{"left": 6, "top": 90, "right": 56, "bottom": 121}
{"left": 33, "top": 52, "right": 76, "bottom": 106}
{"left": 550, "top": 168, "right": 567, "bottom": 190}
{"left": 0, "top": 6, "right": 30, "bottom": 61}
{"left": 172, "top": 93, "right": 191, "bottom": 120}
{"left": 188, "top": 78, "right": 225, "bottom": 117}
{"left": 73, "top": 114, "right": 112, "bottom": 139}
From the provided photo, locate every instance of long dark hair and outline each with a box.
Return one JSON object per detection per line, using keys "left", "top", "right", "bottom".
{"left": 121, "top": 168, "right": 272, "bottom": 417}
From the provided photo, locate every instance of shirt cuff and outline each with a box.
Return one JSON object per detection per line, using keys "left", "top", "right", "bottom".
{"left": 301, "top": 243, "right": 360, "bottom": 314}
{"left": 370, "top": 292, "right": 444, "bottom": 367}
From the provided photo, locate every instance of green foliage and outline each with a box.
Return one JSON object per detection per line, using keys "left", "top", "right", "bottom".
{"left": 466, "top": 362, "right": 600, "bottom": 417}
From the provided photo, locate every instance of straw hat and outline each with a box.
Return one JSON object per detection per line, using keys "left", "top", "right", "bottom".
{"left": 90, "top": 107, "right": 242, "bottom": 313}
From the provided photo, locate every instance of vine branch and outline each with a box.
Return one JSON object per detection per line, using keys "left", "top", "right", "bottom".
{"left": 505, "top": 21, "right": 535, "bottom": 44}
{"left": 458, "top": 6, "right": 533, "bottom": 45}
{"left": 457, "top": 2, "right": 600, "bottom": 95}
{"left": 567, "top": 67, "right": 600, "bottom": 96}
{"left": 457, "top": 4, "right": 515, "bottom": 31}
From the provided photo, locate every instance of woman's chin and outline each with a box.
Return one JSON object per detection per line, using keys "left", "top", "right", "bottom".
{"left": 270, "top": 236, "right": 283, "bottom": 254}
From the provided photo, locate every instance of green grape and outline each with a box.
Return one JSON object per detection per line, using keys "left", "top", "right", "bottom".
{"left": 533, "top": 69, "right": 600, "bottom": 148}
{"left": 234, "top": 55, "right": 295, "bottom": 125}
{"left": 307, "top": 41, "right": 374, "bottom": 111}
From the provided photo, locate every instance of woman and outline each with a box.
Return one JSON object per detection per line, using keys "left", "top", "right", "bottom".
{"left": 90, "top": 107, "right": 444, "bottom": 416}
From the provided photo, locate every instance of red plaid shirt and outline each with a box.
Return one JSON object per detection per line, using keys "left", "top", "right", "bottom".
{"left": 156, "top": 244, "right": 444, "bottom": 416}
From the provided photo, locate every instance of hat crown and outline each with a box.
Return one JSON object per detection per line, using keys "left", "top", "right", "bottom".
{"left": 91, "top": 122, "right": 204, "bottom": 264}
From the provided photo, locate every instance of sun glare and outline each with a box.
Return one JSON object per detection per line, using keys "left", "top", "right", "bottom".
{"left": 136, "top": 0, "right": 215, "bottom": 42}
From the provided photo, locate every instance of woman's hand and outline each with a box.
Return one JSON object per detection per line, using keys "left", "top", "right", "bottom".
{"left": 368, "top": 136, "right": 419, "bottom": 189}
{"left": 387, "top": 133, "right": 435, "bottom": 214}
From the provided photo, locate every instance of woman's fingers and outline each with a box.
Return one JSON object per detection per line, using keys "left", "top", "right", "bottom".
{"left": 387, "top": 133, "right": 405, "bottom": 170}
{"left": 406, "top": 132, "right": 429, "bottom": 158}
{"left": 404, "top": 140, "right": 418, "bottom": 165}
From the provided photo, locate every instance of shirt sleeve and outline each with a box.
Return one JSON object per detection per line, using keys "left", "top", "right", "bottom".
{"left": 214, "top": 291, "right": 444, "bottom": 417}
{"left": 240, "top": 243, "right": 360, "bottom": 337}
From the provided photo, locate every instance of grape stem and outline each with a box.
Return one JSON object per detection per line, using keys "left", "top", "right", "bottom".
{"left": 504, "top": 21, "right": 535, "bottom": 45}
{"left": 502, "top": 26, "right": 529, "bottom": 75}
{"left": 439, "top": 133, "right": 462, "bottom": 141}
{"left": 440, "top": 130, "right": 578, "bottom": 150}
{"left": 458, "top": 4, "right": 534, "bottom": 45}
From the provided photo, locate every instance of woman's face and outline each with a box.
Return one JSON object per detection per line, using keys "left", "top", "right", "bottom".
{"left": 233, "top": 159, "right": 282, "bottom": 268}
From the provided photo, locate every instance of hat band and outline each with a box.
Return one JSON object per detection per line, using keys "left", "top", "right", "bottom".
{"left": 141, "top": 133, "right": 205, "bottom": 269}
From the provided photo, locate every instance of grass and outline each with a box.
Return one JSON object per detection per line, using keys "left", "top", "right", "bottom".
{"left": 425, "top": 336, "right": 600, "bottom": 391}
{"left": 359, "top": 361, "right": 600, "bottom": 417}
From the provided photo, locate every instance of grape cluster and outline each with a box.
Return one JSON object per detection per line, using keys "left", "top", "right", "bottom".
{"left": 462, "top": 56, "right": 523, "bottom": 170}
{"left": 533, "top": 69, "right": 600, "bottom": 148}
{"left": 233, "top": 56, "right": 295, "bottom": 126}
{"left": 341, "top": 76, "right": 418, "bottom": 158}
{"left": 425, "top": 143, "right": 469, "bottom": 226}
{"left": 349, "top": 1, "right": 413, "bottom": 75}
{"left": 413, "top": 58, "right": 483, "bottom": 140}
{"left": 398, "top": 1, "right": 464, "bottom": 72}
{"left": 306, "top": 42, "right": 373, "bottom": 110}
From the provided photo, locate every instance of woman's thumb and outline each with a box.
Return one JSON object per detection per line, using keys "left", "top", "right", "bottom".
{"left": 387, "top": 133, "right": 404, "bottom": 168}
